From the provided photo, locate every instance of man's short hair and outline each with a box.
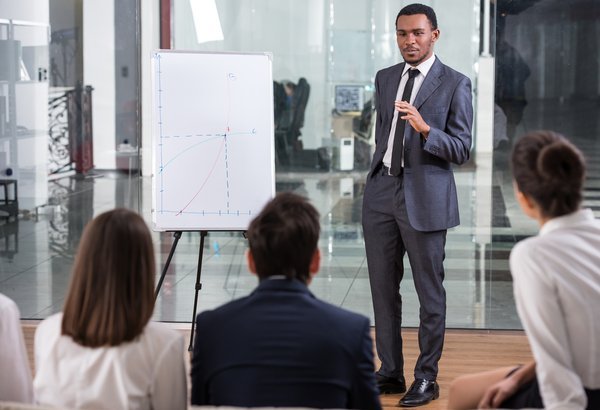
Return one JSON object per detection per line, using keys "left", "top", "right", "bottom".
{"left": 396, "top": 3, "right": 438, "bottom": 30}
{"left": 246, "top": 192, "right": 320, "bottom": 282}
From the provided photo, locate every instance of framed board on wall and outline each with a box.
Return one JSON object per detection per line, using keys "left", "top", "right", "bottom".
{"left": 150, "top": 50, "right": 275, "bottom": 231}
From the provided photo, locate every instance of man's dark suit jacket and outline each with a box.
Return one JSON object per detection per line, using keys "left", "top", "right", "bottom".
{"left": 191, "top": 278, "right": 381, "bottom": 410}
{"left": 370, "top": 57, "right": 473, "bottom": 232}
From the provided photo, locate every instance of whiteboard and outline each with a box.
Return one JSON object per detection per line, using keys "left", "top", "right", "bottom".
{"left": 151, "top": 51, "right": 275, "bottom": 231}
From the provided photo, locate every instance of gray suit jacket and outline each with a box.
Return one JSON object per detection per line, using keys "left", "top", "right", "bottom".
{"left": 369, "top": 57, "right": 473, "bottom": 231}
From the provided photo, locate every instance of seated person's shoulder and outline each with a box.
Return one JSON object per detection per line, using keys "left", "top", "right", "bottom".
{"left": 196, "top": 293, "right": 255, "bottom": 323}
{"left": 0, "top": 292, "right": 13, "bottom": 306}
{"left": 313, "top": 299, "right": 371, "bottom": 329}
{"left": 143, "top": 321, "right": 184, "bottom": 345}
{"left": 510, "top": 235, "right": 548, "bottom": 265}
{"left": 36, "top": 313, "right": 62, "bottom": 337}
{"left": 0, "top": 293, "right": 19, "bottom": 316}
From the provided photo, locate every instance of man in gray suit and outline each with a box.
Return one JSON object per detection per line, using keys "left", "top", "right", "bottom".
{"left": 362, "top": 3, "right": 473, "bottom": 407}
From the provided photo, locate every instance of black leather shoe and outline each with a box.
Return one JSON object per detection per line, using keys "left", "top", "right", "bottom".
{"left": 398, "top": 378, "right": 439, "bottom": 407}
{"left": 375, "top": 373, "right": 406, "bottom": 394}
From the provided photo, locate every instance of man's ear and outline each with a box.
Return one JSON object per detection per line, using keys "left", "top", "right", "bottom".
{"left": 309, "top": 248, "right": 320, "bottom": 276}
{"left": 246, "top": 249, "right": 257, "bottom": 276}
{"left": 305, "top": 249, "right": 320, "bottom": 286}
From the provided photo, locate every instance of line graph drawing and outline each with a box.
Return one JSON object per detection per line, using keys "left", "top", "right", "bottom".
{"left": 151, "top": 51, "right": 275, "bottom": 231}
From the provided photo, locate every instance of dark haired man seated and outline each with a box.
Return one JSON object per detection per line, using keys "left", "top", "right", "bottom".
{"left": 191, "top": 192, "right": 381, "bottom": 409}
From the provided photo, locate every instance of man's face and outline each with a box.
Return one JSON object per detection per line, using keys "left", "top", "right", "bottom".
{"left": 396, "top": 14, "right": 439, "bottom": 66}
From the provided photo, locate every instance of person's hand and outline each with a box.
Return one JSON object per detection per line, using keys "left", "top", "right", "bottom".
{"left": 395, "top": 101, "right": 430, "bottom": 138}
{"left": 478, "top": 376, "right": 520, "bottom": 409}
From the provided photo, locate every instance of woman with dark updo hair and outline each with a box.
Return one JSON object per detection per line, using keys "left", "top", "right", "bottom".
{"left": 448, "top": 131, "right": 600, "bottom": 410}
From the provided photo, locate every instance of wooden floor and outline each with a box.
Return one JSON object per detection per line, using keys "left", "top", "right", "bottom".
{"left": 374, "top": 329, "right": 532, "bottom": 409}
{"left": 22, "top": 323, "right": 531, "bottom": 410}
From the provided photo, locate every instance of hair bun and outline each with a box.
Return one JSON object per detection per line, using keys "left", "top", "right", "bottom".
{"left": 537, "top": 140, "right": 585, "bottom": 184}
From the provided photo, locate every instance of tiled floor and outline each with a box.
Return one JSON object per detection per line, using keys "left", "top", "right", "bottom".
{"left": 1, "top": 99, "right": 599, "bottom": 329}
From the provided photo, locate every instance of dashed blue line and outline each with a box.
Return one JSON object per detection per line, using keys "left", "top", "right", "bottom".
{"left": 159, "top": 209, "right": 252, "bottom": 216}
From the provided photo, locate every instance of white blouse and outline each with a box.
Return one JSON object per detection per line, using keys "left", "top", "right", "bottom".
{"left": 510, "top": 209, "right": 600, "bottom": 410}
{"left": 0, "top": 293, "right": 34, "bottom": 403}
{"left": 34, "top": 313, "right": 187, "bottom": 410}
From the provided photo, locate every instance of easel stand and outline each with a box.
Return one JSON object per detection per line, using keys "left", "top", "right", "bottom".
{"left": 154, "top": 230, "right": 208, "bottom": 351}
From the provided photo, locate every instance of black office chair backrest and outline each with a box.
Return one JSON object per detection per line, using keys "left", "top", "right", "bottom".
{"left": 273, "top": 81, "right": 287, "bottom": 129}
{"left": 290, "top": 77, "right": 310, "bottom": 133}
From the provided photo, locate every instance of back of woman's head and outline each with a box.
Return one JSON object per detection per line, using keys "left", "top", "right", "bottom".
{"left": 62, "top": 208, "right": 156, "bottom": 347}
{"left": 511, "top": 130, "right": 586, "bottom": 218}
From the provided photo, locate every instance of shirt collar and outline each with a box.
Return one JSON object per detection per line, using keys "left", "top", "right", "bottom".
{"left": 403, "top": 53, "right": 436, "bottom": 78}
{"left": 253, "top": 277, "right": 314, "bottom": 296}
{"left": 539, "top": 208, "right": 595, "bottom": 236}
{"left": 263, "top": 275, "right": 287, "bottom": 280}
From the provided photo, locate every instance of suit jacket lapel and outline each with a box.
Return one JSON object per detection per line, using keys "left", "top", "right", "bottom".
{"left": 413, "top": 58, "right": 444, "bottom": 109}
{"left": 391, "top": 62, "right": 406, "bottom": 96}
{"left": 383, "top": 63, "right": 405, "bottom": 119}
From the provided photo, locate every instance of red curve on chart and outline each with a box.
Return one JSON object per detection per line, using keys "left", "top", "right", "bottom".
{"left": 176, "top": 137, "right": 226, "bottom": 216}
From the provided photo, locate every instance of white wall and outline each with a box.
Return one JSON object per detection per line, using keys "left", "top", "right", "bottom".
{"left": 0, "top": 0, "right": 49, "bottom": 22}
{"left": 83, "top": 0, "right": 115, "bottom": 169}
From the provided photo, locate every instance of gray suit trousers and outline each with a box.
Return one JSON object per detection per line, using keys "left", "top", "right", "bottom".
{"left": 362, "top": 168, "right": 447, "bottom": 380}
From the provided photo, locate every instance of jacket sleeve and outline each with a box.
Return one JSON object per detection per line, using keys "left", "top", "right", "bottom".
{"left": 190, "top": 314, "right": 209, "bottom": 405}
{"left": 423, "top": 75, "right": 473, "bottom": 165}
{"left": 349, "top": 319, "right": 382, "bottom": 410}
{"left": 374, "top": 71, "right": 385, "bottom": 147}
{"left": 510, "top": 243, "right": 587, "bottom": 410}
{"left": 0, "top": 297, "right": 34, "bottom": 403}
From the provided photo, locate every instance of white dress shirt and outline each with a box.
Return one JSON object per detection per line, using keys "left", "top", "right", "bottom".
{"left": 0, "top": 293, "right": 34, "bottom": 403}
{"left": 382, "top": 53, "right": 437, "bottom": 168}
{"left": 34, "top": 313, "right": 187, "bottom": 410}
{"left": 509, "top": 209, "right": 600, "bottom": 410}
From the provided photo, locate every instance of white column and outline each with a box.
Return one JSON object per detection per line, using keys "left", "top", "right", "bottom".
{"left": 475, "top": 55, "right": 495, "bottom": 154}
{"left": 83, "top": 0, "right": 115, "bottom": 169}
{"left": 141, "top": 0, "right": 160, "bottom": 178}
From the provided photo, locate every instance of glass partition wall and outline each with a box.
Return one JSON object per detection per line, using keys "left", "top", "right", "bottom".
{"left": 2, "top": 0, "right": 597, "bottom": 330}
{"left": 0, "top": 0, "right": 142, "bottom": 318}
{"left": 487, "top": 0, "right": 600, "bottom": 328}
{"left": 165, "top": 0, "right": 487, "bottom": 328}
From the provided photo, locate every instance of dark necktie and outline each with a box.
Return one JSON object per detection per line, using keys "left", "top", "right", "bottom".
{"left": 390, "top": 68, "right": 420, "bottom": 176}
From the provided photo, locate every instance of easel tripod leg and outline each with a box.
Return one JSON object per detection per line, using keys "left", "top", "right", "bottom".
{"left": 155, "top": 231, "right": 182, "bottom": 299}
{"left": 188, "top": 230, "right": 207, "bottom": 352}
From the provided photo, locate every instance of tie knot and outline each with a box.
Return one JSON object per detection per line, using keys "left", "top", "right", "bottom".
{"left": 408, "top": 68, "right": 420, "bottom": 79}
